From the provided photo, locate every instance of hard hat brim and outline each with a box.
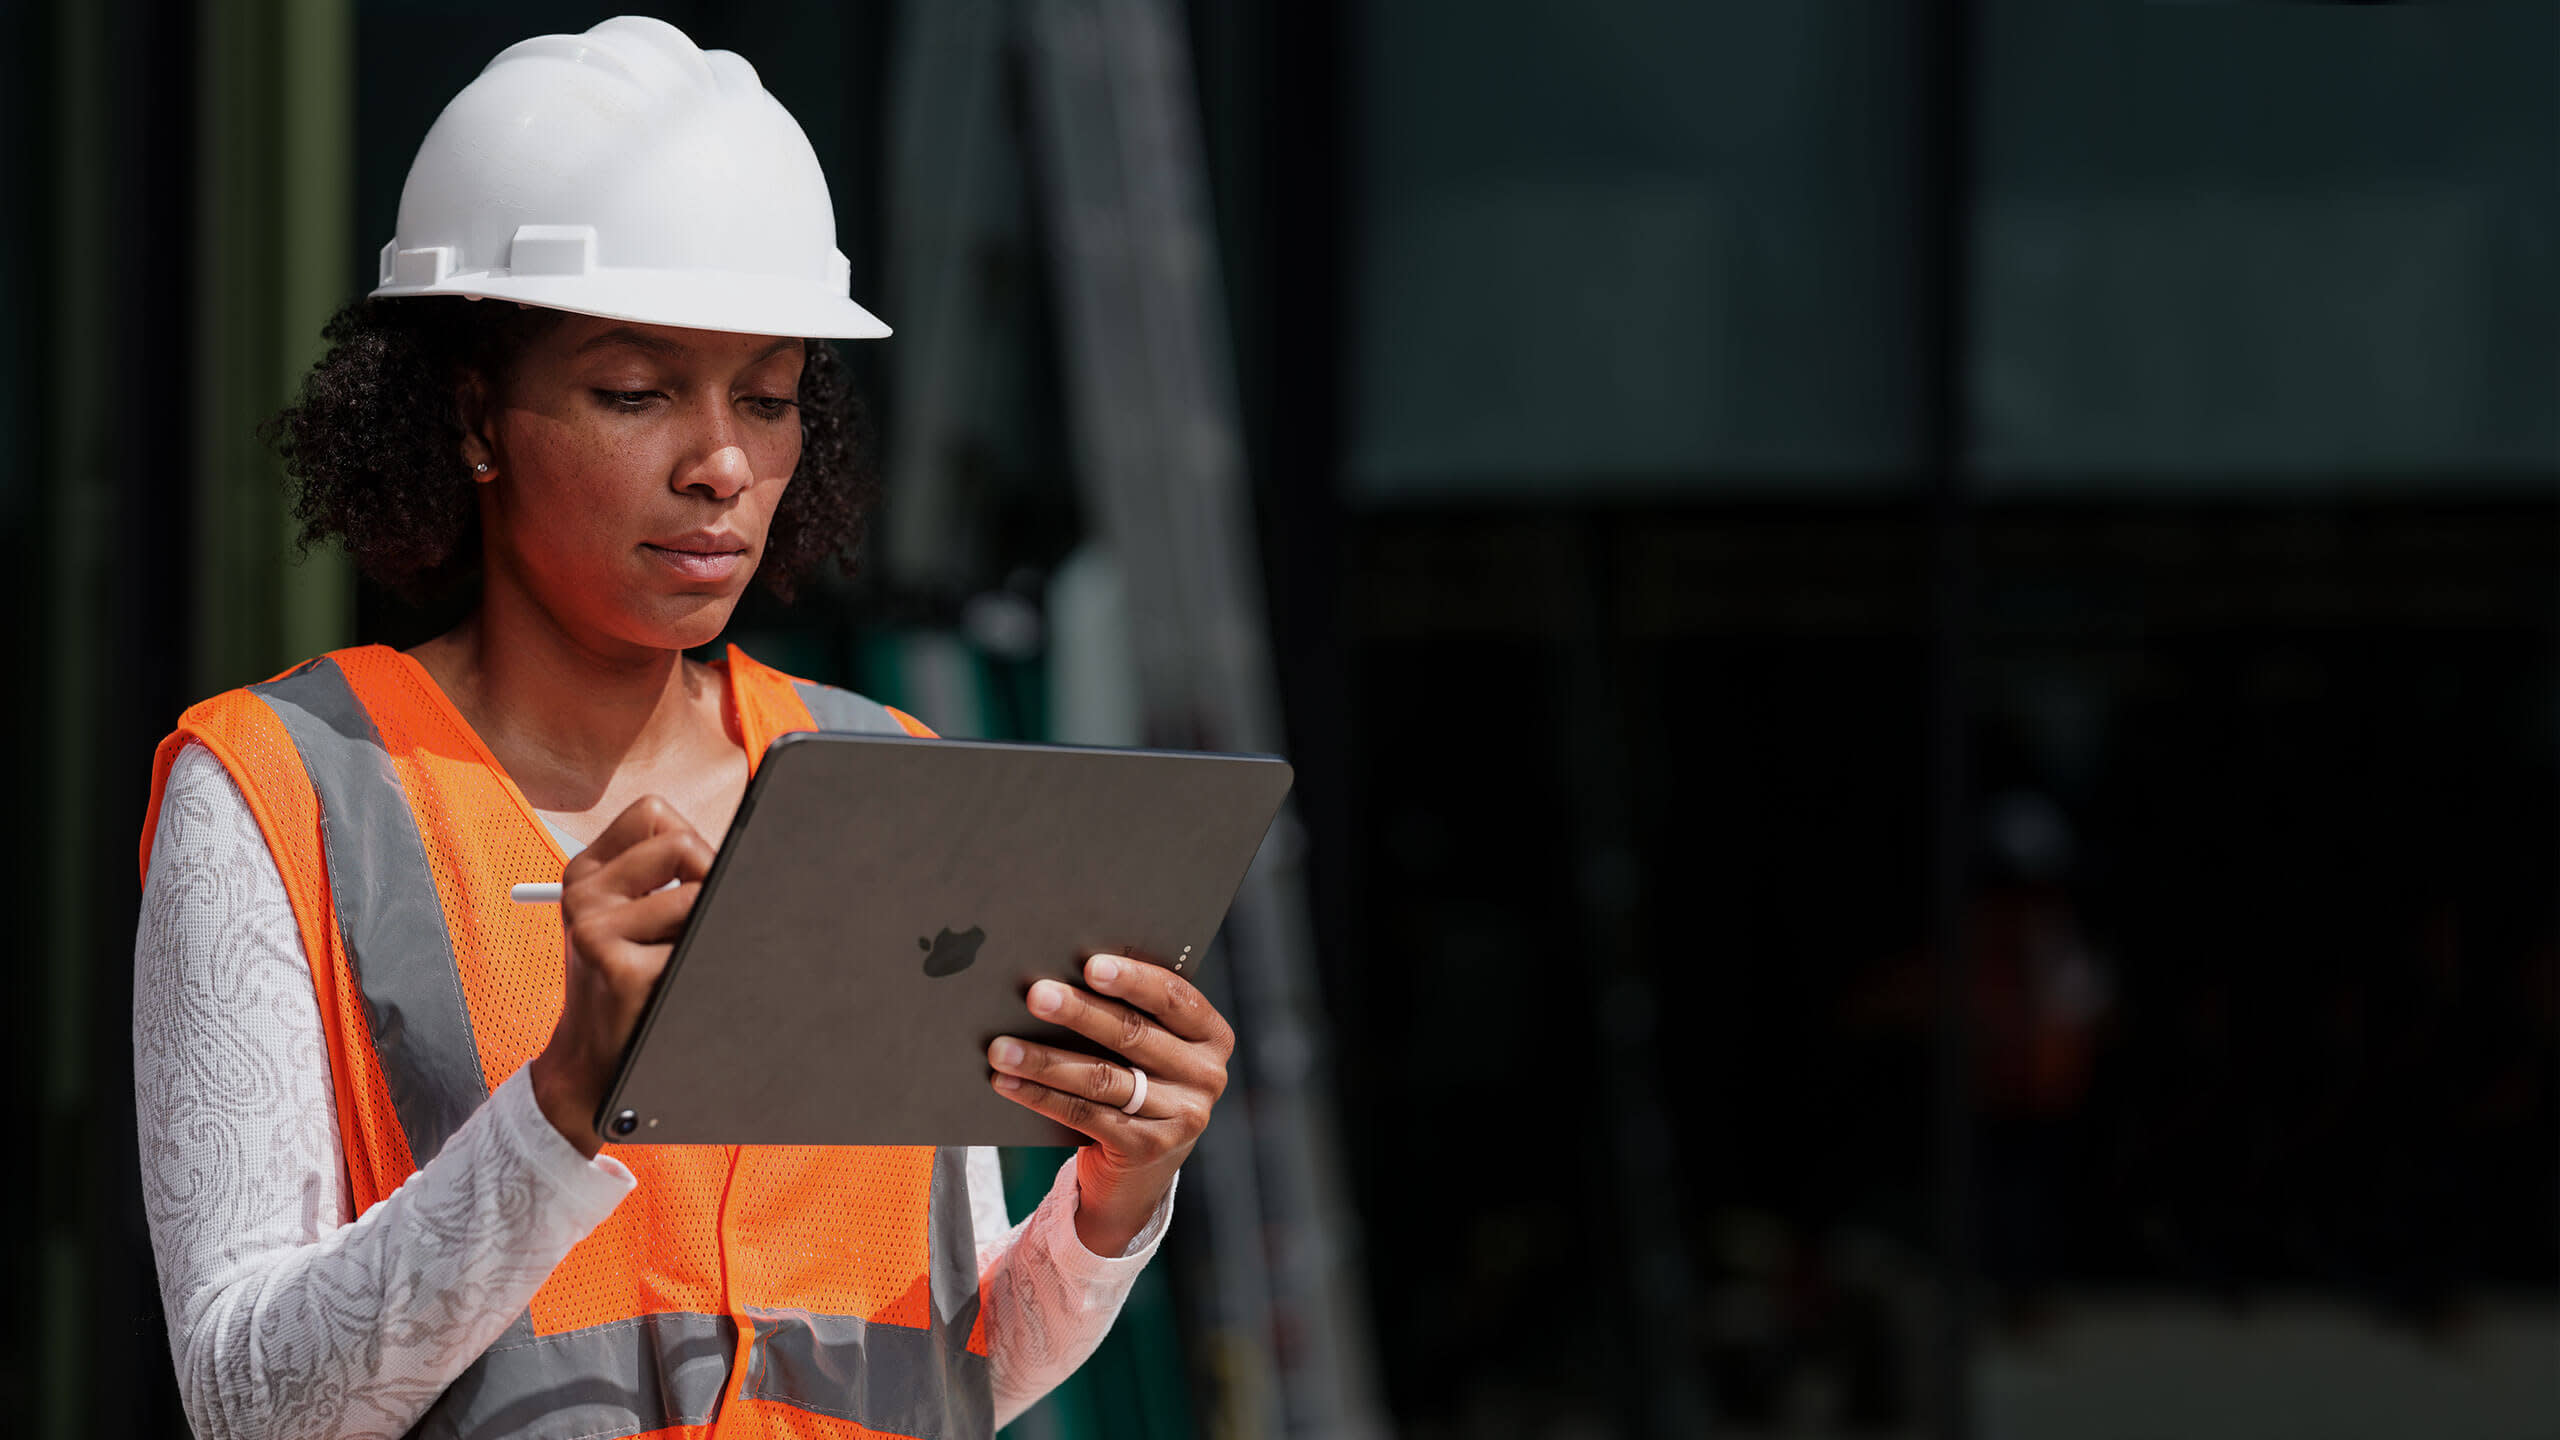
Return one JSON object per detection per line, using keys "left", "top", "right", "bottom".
{"left": 372, "top": 267, "right": 892, "bottom": 341}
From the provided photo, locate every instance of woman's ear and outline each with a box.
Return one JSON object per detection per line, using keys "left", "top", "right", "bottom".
{"left": 455, "top": 370, "right": 497, "bottom": 480}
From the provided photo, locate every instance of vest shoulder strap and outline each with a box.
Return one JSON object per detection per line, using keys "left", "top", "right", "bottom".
{"left": 141, "top": 657, "right": 341, "bottom": 888}
{"left": 724, "top": 644, "right": 939, "bottom": 739}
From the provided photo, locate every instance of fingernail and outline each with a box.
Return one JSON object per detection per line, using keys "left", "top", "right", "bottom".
{"left": 1030, "top": 981, "right": 1065, "bottom": 1015}
{"left": 1088, "top": 956, "right": 1121, "bottom": 985}
{"left": 995, "top": 1074, "right": 1022, "bottom": 1092}
{"left": 992, "top": 1038, "right": 1023, "bottom": 1067}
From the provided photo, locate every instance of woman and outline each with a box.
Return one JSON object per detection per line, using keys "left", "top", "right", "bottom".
{"left": 133, "top": 18, "right": 1229, "bottom": 1439}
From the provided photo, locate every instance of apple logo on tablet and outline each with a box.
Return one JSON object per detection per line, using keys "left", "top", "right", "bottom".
{"left": 919, "top": 925, "right": 986, "bottom": 977}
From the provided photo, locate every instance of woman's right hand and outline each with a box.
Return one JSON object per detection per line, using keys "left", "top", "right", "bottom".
{"left": 527, "top": 796, "right": 714, "bottom": 1157}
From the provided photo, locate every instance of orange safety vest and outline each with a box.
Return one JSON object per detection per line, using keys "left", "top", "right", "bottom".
{"left": 138, "top": 643, "right": 993, "bottom": 1440}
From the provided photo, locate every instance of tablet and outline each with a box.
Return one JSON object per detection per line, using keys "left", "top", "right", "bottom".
{"left": 594, "top": 730, "right": 1294, "bottom": 1146}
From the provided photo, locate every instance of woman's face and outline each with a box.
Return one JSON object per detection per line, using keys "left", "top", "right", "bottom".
{"left": 464, "top": 313, "right": 806, "bottom": 655}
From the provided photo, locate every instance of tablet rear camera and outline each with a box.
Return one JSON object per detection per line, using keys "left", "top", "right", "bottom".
{"left": 611, "top": 1109, "right": 639, "bottom": 1137}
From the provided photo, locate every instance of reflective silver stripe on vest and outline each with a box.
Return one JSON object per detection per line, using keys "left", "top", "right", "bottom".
{"left": 408, "top": 1311, "right": 739, "bottom": 1439}
{"left": 792, "top": 679, "right": 907, "bottom": 734}
{"left": 250, "top": 657, "right": 489, "bottom": 1165}
{"left": 743, "top": 1312, "right": 993, "bottom": 1438}
{"left": 740, "top": 1146, "right": 992, "bottom": 1438}
{"left": 929, "top": 1145, "right": 983, "bottom": 1348}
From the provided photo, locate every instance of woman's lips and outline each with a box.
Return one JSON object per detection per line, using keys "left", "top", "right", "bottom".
{"left": 643, "top": 544, "right": 748, "bottom": 581}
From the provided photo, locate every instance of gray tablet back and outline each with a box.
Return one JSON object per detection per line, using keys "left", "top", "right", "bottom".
{"left": 598, "top": 732, "right": 1293, "bottom": 1146}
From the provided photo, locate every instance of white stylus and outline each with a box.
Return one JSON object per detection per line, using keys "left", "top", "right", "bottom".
{"left": 510, "top": 878, "right": 681, "bottom": 903}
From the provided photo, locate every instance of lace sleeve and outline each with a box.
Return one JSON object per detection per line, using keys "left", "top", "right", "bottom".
{"left": 134, "top": 741, "right": 636, "bottom": 1440}
{"left": 970, "top": 1149, "right": 1179, "bottom": 1428}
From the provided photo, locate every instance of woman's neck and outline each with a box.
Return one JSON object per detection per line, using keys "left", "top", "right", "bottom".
{"left": 408, "top": 592, "right": 728, "bottom": 815}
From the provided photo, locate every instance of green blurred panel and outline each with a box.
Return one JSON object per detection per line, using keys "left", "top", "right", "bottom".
{"left": 846, "top": 628, "right": 1004, "bottom": 740}
{"left": 278, "top": 0, "right": 358, "bottom": 662}
{"left": 1973, "top": 0, "right": 2559, "bottom": 486}
{"left": 1351, "top": 0, "right": 1922, "bottom": 497}
{"left": 197, "top": 0, "right": 354, "bottom": 696}
{"left": 1353, "top": 0, "right": 2558, "bottom": 499}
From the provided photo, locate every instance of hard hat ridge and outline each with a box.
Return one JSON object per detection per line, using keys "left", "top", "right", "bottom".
{"left": 371, "top": 15, "right": 890, "bottom": 341}
{"left": 490, "top": 16, "right": 747, "bottom": 102}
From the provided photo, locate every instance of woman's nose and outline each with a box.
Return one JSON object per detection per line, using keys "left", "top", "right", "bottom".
{"left": 679, "top": 441, "right": 753, "bottom": 500}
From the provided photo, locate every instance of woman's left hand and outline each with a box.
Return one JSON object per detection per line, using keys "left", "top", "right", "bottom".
{"left": 987, "top": 953, "right": 1234, "bottom": 1257}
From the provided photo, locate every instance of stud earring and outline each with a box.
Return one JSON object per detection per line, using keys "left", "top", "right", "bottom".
{"left": 472, "top": 462, "right": 491, "bottom": 474}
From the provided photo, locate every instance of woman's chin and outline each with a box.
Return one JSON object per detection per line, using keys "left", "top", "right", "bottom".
{"left": 613, "top": 587, "right": 747, "bottom": 654}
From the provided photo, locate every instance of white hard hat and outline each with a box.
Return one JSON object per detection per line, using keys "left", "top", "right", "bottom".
{"left": 370, "top": 15, "right": 888, "bottom": 340}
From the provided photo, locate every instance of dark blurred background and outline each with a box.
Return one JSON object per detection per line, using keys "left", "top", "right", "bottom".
{"left": 8, "top": 1, "right": 2555, "bottom": 1438}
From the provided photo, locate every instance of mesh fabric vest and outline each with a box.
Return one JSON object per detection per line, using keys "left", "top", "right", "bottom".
{"left": 140, "top": 643, "right": 993, "bottom": 1440}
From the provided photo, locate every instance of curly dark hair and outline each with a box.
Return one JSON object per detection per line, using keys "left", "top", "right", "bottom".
{"left": 265, "top": 296, "right": 875, "bottom": 605}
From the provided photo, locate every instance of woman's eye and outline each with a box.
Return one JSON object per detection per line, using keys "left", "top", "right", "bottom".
{"left": 595, "top": 389, "right": 661, "bottom": 410}
{"left": 744, "top": 396, "right": 799, "bottom": 421}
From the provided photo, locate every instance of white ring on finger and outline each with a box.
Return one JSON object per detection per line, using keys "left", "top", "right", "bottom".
{"left": 1121, "top": 1066, "right": 1149, "bottom": 1116}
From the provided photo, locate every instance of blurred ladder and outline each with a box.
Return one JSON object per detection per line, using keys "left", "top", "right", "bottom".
{"left": 1020, "top": 2, "right": 1389, "bottom": 1436}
